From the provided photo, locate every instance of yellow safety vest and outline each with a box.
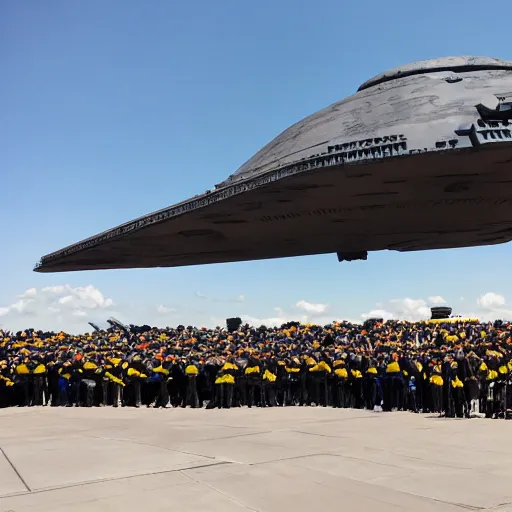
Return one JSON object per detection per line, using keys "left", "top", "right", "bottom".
{"left": 263, "top": 370, "right": 277, "bottom": 382}
{"left": 430, "top": 375, "right": 443, "bottom": 387}
{"left": 386, "top": 361, "right": 400, "bottom": 374}
{"left": 335, "top": 368, "right": 348, "bottom": 379}
{"left": 185, "top": 365, "right": 199, "bottom": 375}
{"left": 451, "top": 377, "right": 464, "bottom": 388}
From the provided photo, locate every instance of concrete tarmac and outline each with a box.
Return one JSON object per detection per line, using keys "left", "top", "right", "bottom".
{"left": 0, "top": 407, "right": 511, "bottom": 511}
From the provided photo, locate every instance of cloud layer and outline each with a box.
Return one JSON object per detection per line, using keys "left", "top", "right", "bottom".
{"left": 0, "top": 285, "right": 115, "bottom": 332}
{"left": 360, "top": 293, "right": 512, "bottom": 323}
{"left": 1, "top": 285, "right": 511, "bottom": 333}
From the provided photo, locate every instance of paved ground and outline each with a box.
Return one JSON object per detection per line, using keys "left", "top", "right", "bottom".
{"left": 0, "top": 407, "right": 511, "bottom": 512}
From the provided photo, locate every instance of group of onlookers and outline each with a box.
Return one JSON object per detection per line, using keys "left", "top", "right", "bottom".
{"left": 1, "top": 319, "right": 511, "bottom": 418}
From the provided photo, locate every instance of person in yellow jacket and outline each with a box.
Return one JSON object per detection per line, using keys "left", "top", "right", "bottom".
{"left": 124, "top": 356, "right": 148, "bottom": 408}
{"left": 0, "top": 360, "right": 15, "bottom": 408}
{"left": 214, "top": 359, "right": 237, "bottom": 409}
{"left": 284, "top": 356, "right": 302, "bottom": 406}
{"left": 245, "top": 356, "right": 262, "bottom": 408}
{"left": 429, "top": 362, "right": 444, "bottom": 416}
{"left": 80, "top": 358, "right": 101, "bottom": 407}
{"left": 13, "top": 358, "right": 32, "bottom": 406}
{"left": 384, "top": 354, "right": 403, "bottom": 411}
{"left": 183, "top": 359, "right": 200, "bottom": 408}
{"left": 308, "top": 357, "right": 331, "bottom": 407}
{"left": 103, "top": 356, "right": 125, "bottom": 407}
{"left": 332, "top": 358, "right": 349, "bottom": 408}
{"left": 448, "top": 361, "right": 464, "bottom": 418}
{"left": 31, "top": 355, "right": 48, "bottom": 406}
{"left": 261, "top": 358, "right": 279, "bottom": 407}
{"left": 364, "top": 363, "right": 380, "bottom": 411}
{"left": 150, "top": 357, "right": 172, "bottom": 408}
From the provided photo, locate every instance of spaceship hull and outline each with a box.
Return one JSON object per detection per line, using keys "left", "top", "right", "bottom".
{"left": 35, "top": 56, "right": 512, "bottom": 272}
{"left": 36, "top": 144, "right": 512, "bottom": 273}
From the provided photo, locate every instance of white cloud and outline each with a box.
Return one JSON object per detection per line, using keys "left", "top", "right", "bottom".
{"left": 477, "top": 292, "right": 505, "bottom": 310}
{"left": 9, "top": 299, "right": 34, "bottom": 315}
{"left": 156, "top": 305, "right": 177, "bottom": 314}
{"left": 41, "top": 285, "right": 114, "bottom": 309}
{"left": 198, "top": 292, "right": 246, "bottom": 304}
{"left": 241, "top": 304, "right": 335, "bottom": 328}
{"left": 241, "top": 314, "right": 295, "bottom": 327}
{"left": 296, "top": 300, "right": 329, "bottom": 315}
{"left": 361, "top": 308, "right": 395, "bottom": 321}
{"left": 361, "top": 292, "right": 512, "bottom": 323}
{"left": 474, "top": 293, "right": 512, "bottom": 321}
{"left": 0, "top": 285, "right": 115, "bottom": 332}
{"left": 236, "top": 301, "right": 334, "bottom": 328}
{"left": 20, "top": 288, "right": 37, "bottom": 298}
{"left": 361, "top": 298, "right": 431, "bottom": 322}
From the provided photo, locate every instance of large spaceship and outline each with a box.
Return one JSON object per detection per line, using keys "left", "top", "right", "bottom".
{"left": 35, "top": 56, "right": 512, "bottom": 273}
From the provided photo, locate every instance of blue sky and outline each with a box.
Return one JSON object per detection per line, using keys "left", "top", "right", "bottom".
{"left": 2, "top": 0, "right": 512, "bottom": 332}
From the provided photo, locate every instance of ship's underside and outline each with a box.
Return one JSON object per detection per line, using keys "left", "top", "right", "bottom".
{"left": 35, "top": 144, "right": 512, "bottom": 273}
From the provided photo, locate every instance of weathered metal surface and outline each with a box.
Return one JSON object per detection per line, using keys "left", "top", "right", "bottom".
{"left": 35, "top": 56, "right": 512, "bottom": 273}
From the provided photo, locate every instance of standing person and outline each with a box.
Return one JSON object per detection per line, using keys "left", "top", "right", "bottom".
{"left": 364, "top": 364, "right": 379, "bottom": 411}
{"left": 385, "top": 354, "right": 402, "bottom": 411}
{"left": 408, "top": 376, "right": 418, "bottom": 413}
{"left": 46, "top": 356, "right": 61, "bottom": 407}
{"left": 430, "top": 362, "right": 444, "bottom": 416}
{"left": 449, "top": 362, "right": 465, "bottom": 418}
{"left": 214, "top": 359, "right": 237, "bottom": 409}
{"left": 262, "top": 357, "right": 278, "bottom": 407}
{"left": 285, "top": 357, "right": 301, "bottom": 406}
{"left": 31, "top": 355, "right": 48, "bottom": 406}
{"left": 184, "top": 359, "right": 200, "bottom": 408}
{"left": 333, "top": 358, "right": 348, "bottom": 408}
{"left": 80, "top": 358, "right": 100, "bottom": 407}
{"left": 125, "top": 356, "right": 148, "bottom": 408}
{"left": 0, "top": 359, "right": 14, "bottom": 407}
{"left": 14, "top": 358, "right": 31, "bottom": 406}
{"left": 104, "top": 355, "right": 125, "bottom": 407}
{"left": 150, "top": 357, "right": 172, "bottom": 408}
{"left": 245, "top": 356, "right": 261, "bottom": 407}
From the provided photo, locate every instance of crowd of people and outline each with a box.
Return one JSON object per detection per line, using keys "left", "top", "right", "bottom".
{"left": 1, "top": 318, "right": 511, "bottom": 418}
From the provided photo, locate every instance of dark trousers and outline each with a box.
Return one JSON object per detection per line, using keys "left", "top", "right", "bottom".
{"left": 15, "top": 376, "right": 30, "bottom": 406}
{"left": 332, "top": 381, "right": 347, "bottom": 408}
{"left": 285, "top": 380, "right": 300, "bottom": 405}
{"left": 247, "top": 379, "right": 261, "bottom": 407}
{"left": 184, "top": 376, "right": 198, "bottom": 407}
{"left": 431, "top": 385, "right": 443, "bottom": 414}
{"left": 81, "top": 379, "right": 96, "bottom": 407}
{"left": 364, "top": 379, "right": 378, "bottom": 410}
{"left": 215, "top": 383, "right": 233, "bottom": 408}
{"left": 156, "top": 379, "right": 170, "bottom": 407}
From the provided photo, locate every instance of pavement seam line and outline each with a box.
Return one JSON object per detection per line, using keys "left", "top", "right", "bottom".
{"left": 316, "top": 455, "right": 484, "bottom": 511}
{"left": 180, "top": 468, "right": 261, "bottom": 512}
{"left": 85, "top": 434, "right": 219, "bottom": 460}
{"left": 0, "top": 461, "right": 233, "bottom": 499}
{"left": 0, "top": 446, "right": 31, "bottom": 492}
{"left": 270, "top": 453, "right": 484, "bottom": 511}
{"left": 253, "top": 452, "right": 484, "bottom": 510}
